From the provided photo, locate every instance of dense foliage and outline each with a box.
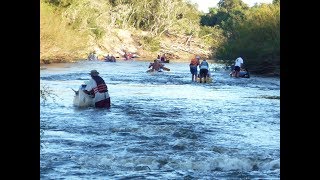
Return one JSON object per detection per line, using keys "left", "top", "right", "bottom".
{"left": 200, "top": 0, "right": 280, "bottom": 74}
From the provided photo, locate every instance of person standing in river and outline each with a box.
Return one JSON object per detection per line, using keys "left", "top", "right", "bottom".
{"left": 199, "top": 59, "right": 209, "bottom": 83}
{"left": 189, "top": 55, "right": 200, "bottom": 82}
{"left": 233, "top": 56, "right": 244, "bottom": 78}
{"left": 83, "top": 70, "right": 111, "bottom": 108}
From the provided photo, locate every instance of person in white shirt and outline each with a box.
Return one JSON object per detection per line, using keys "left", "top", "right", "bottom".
{"left": 83, "top": 70, "right": 111, "bottom": 108}
{"left": 234, "top": 56, "right": 244, "bottom": 78}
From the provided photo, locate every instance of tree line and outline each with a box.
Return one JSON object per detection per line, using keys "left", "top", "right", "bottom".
{"left": 201, "top": 0, "right": 280, "bottom": 74}
{"left": 41, "top": 0, "right": 280, "bottom": 74}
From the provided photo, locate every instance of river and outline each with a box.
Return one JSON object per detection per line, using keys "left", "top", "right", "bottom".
{"left": 40, "top": 60, "right": 280, "bottom": 179}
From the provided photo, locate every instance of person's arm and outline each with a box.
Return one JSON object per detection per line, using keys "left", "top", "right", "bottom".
{"left": 83, "top": 88, "right": 92, "bottom": 95}
{"left": 83, "top": 89, "right": 91, "bottom": 94}
{"left": 83, "top": 79, "right": 94, "bottom": 95}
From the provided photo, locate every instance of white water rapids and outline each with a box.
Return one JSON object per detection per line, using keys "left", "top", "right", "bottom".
{"left": 40, "top": 60, "right": 280, "bottom": 179}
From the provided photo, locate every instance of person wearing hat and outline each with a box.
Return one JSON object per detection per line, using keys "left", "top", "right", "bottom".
{"left": 189, "top": 55, "right": 200, "bottom": 82}
{"left": 83, "top": 70, "right": 111, "bottom": 108}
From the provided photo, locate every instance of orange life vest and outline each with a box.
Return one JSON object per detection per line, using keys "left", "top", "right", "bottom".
{"left": 190, "top": 58, "right": 199, "bottom": 65}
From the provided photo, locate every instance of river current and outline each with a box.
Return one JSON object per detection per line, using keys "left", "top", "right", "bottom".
{"left": 40, "top": 60, "right": 280, "bottom": 179}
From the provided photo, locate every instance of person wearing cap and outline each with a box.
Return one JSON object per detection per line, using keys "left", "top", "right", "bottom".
{"left": 189, "top": 55, "right": 200, "bottom": 82}
{"left": 83, "top": 70, "right": 111, "bottom": 108}
{"left": 199, "top": 59, "right": 209, "bottom": 83}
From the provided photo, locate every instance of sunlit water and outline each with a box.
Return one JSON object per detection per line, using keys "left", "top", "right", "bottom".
{"left": 40, "top": 60, "right": 280, "bottom": 179}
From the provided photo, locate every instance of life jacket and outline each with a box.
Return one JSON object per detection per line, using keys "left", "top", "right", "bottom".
{"left": 190, "top": 58, "right": 199, "bottom": 66}
{"left": 92, "top": 76, "right": 108, "bottom": 94}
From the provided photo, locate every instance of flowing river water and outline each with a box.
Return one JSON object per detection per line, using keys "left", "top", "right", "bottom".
{"left": 40, "top": 60, "right": 280, "bottom": 179}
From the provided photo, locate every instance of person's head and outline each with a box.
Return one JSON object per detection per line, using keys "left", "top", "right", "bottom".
{"left": 89, "top": 70, "right": 99, "bottom": 77}
{"left": 196, "top": 55, "right": 200, "bottom": 60}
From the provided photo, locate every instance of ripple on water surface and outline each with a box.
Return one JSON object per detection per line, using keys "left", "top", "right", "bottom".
{"left": 41, "top": 60, "right": 280, "bottom": 179}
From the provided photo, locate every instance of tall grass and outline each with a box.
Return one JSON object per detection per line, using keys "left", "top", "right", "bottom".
{"left": 40, "top": 1, "right": 90, "bottom": 62}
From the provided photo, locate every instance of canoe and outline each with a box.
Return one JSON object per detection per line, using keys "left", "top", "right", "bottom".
{"left": 73, "top": 84, "right": 94, "bottom": 107}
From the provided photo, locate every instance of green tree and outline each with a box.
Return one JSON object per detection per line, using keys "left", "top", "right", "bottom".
{"left": 215, "top": 3, "right": 280, "bottom": 74}
{"left": 273, "top": 0, "right": 280, "bottom": 4}
{"left": 217, "top": 0, "right": 248, "bottom": 11}
{"left": 200, "top": 7, "right": 219, "bottom": 26}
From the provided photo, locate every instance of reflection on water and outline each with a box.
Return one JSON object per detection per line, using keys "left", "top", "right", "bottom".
{"left": 40, "top": 60, "right": 280, "bottom": 179}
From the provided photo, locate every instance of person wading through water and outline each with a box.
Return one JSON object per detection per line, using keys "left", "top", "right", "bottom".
{"left": 148, "top": 59, "right": 164, "bottom": 72}
{"left": 83, "top": 70, "right": 111, "bottom": 108}
{"left": 189, "top": 55, "right": 200, "bottom": 82}
{"left": 199, "top": 59, "right": 209, "bottom": 83}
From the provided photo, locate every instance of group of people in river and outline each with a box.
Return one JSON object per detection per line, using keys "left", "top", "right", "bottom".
{"left": 189, "top": 55, "right": 211, "bottom": 83}
{"left": 87, "top": 52, "right": 116, "bottom": 62}
{"left": 81, "top": 54, "right": 249, "bottom": 109}
{"left": 104, "top": 54, "right": 116, "bottom": 62}
{"left": 189, "top": 55, "right": 249, "bottom": 83}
